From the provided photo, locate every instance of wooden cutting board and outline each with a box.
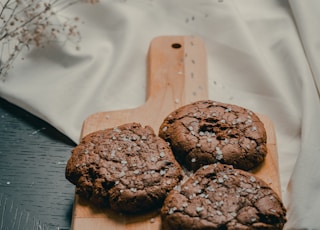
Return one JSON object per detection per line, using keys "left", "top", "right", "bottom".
{"left": 71, "top": 36, "right": 281, "bottom": 229}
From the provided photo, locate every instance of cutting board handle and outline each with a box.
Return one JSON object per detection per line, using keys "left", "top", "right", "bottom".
{"left": 146, "top": 36, "right": 208, "bottom": 105}
{"left": 81, "top": 36, "right": 208, "bottom": 137}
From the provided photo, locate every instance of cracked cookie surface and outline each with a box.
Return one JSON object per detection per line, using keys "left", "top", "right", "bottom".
{"left": 65, "top": 123, "right": 183, "bottom": 213}
{"left": 161, "top": 164, "right": 286, "bottom": 230}
{"left": 159, "top": 100, "right": 267, "bottom": 171}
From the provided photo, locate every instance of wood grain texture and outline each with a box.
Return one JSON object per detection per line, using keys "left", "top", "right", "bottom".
{"left": 0, "top": 98, "right": 75, "bottom": 228}
{"left": 71, "top": 36, "right": 281, "bottom": 230}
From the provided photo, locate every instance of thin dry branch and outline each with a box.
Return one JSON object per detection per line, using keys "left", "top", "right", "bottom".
{"left": 0, "top": 0, "right": 98, "bottom": 81}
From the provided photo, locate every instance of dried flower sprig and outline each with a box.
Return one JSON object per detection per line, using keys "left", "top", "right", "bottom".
{"left": 0, "top": 0, "right": 99, "bottom": 81}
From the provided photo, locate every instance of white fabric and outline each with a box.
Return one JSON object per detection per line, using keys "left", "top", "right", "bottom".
{"left": 0, "top": 0, "right": 319, "bottom": 228}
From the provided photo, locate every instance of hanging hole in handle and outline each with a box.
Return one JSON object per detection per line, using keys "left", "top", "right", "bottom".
{"left": 171, "top": 43, "right": 182, "bottom": 49}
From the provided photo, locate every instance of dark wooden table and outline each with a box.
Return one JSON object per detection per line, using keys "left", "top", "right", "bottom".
{"left": 0, "top": 98, "right": 76, "bottom": 229}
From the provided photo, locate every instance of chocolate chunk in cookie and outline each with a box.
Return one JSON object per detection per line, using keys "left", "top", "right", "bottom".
{"left": 66, "top": 123, "right": 183, "bottom": 213}
{"left": 159, "top": 100, "right": 267, "bottom": 171}
{"left": 161, "top": 164, "right": 286, "bottom": 230}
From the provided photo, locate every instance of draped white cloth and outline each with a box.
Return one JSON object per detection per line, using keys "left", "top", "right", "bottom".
{"left": 1, "top": 0, "right": 319, "bottom": 228}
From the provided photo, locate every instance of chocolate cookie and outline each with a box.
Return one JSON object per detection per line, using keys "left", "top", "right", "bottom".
{"left": 65, "top": 123, "right": 183, "bottom": 213}
{"left": 159, "top": 100, "right": 267, "bottom": 171}
{"left": 161, "top": 164, "right": 286, "bottom": 230}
